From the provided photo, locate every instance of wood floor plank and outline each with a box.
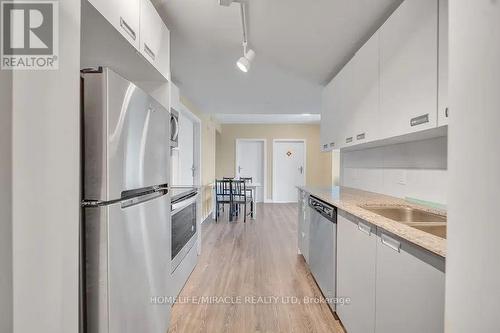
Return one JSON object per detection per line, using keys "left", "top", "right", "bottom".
{"left": 168, "top": 203, "right": 344, "bottom": 333}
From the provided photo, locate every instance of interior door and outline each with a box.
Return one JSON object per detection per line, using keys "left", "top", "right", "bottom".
{"left": 273, "top": 141, "right": 305, "bottom": 202}
{"left": 236, "top": 140, "right": 264, "bottom": 202}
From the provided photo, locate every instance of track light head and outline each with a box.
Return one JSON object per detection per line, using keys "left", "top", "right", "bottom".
{"left": 219, "top": 0, "right": 234, "bottom": 7}
{"left": 236, "top": 49, "right": 255, "bottom": 73}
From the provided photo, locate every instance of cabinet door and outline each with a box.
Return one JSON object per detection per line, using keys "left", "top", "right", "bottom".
{"left": 321, "top": 80, "right": 338, "bottom": 151}
{"left": 351, "top": 32, "right": 380, "bottom": 145}
{"left": 88, "top": 0, "right": 140, "bottom": 49}
{"left": 336, "top": 59, "right": 356, "bottom": 149}
{"left": 375, "top": 230, "right": 445, "bottom": 333}
{"left": 297, "top": 191, "right": 310, "bottom": 262}
{"left": 379, "top": 0, "right": 438, "bottom": 138}
{"left": 157, "top": 22, "right": 171, "bottom": 80}
{"left": 140, "top": 0, "right": 170, "bottom": 79}
{"left": 337, "top": 211, "right": 376, "bottom": 333}
{"left": 437, "top": 0, "right": 449, "bottom": 126}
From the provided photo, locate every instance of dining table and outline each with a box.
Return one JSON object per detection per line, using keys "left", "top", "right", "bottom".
{"left": 211, "top": 182, "right": 262, "bottom": 220}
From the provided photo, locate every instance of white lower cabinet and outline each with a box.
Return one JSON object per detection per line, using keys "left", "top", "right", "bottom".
{"left": 337, "top": 210, "right": 376, "bottom": 333}
{"left": 375, "top": 230, "right": 445, "bottom": 333}
{"left": 336, "top": 211, "right": 445, "bottom": 333}
{"left": 297, "top": 190, "right": 310, "bottom": 262}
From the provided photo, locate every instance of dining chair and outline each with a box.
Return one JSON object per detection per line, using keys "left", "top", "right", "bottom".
{"left": 239, "top": 177, "right": 254, "bottom": 203}
{"left": 230, "top": 180, "right": 253, "bottom": 222}
{"left": 215, "top": 179, "right": 232, "bottom": 222}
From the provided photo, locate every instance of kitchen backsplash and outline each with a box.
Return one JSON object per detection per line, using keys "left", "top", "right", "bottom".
{"left": 340, "top": 136, "right": 447, "bottom": 206}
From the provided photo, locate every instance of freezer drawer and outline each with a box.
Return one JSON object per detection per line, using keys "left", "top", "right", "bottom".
{"left": 85, "top": 192, "right": 171, "bottom": 333}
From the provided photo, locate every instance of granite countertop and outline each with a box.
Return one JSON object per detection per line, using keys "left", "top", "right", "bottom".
{"left": 298, "top": 186, "right": 447, "bottom": 258}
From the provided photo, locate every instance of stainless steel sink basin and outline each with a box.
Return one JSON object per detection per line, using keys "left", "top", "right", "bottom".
{"left": 361, "top": 206, "right": 446, "bottom": 223}
{"left": 360, "top": 205, "right": 447, "bottom": 239}
{"left": 412, "top": 225, "right": 447, "bottom": 239}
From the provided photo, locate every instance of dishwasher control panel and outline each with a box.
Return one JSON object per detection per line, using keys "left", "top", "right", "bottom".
{"left": 309, "top": 196, "right": 336, "bottom": 221}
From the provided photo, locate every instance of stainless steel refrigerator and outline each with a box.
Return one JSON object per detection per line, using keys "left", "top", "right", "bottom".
{"left": 81, "top": 68, "right": 171, "bottom": 333}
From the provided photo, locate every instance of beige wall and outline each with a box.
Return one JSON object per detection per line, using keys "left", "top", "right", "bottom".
{"left": 180, "top": 96, "right": 220, "bottom": 219}
{"left": 216, "top": 124, "right": 332, "bottom": 200}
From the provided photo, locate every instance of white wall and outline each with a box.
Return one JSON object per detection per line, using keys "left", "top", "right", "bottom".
{"left": 11, "top": 0, "right": 81, "bottom": 332}
{"left": 341, "top": 136, "right": 447, "bottom": 205}
{"left": 446, "top": 1, "right": 500, "bottom": 331}
{"left": 0, "top": 69, "right": 13, "bottom": 333}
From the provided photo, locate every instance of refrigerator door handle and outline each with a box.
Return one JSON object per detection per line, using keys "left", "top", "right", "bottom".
{"left": 82, "top": 184, "right": 169, "bottom": 208}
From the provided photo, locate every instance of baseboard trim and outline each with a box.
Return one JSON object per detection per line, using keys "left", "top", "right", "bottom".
{"left": 201, "top": 211, "right": 213, "bottom": 224}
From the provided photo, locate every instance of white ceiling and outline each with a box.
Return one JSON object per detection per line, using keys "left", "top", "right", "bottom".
{"left": 156, "top": 0, "right": 402, "bottom": 116}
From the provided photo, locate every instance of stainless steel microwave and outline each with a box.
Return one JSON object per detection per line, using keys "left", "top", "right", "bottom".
{"left": 170, "top": 107, "right": 179, "bottom": 148}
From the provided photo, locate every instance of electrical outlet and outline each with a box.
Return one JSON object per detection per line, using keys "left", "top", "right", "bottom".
{"left": 398, "top": 170, "right": 407, "bottom": 185}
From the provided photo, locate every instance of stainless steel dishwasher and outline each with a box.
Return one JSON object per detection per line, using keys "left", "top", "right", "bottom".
{"left": 308, "top": 196, "right": 337, "bottom": 312}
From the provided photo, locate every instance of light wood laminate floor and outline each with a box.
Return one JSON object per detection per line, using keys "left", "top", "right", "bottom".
{"left": 168, "top": 203, "right": 344, "bottom": 333}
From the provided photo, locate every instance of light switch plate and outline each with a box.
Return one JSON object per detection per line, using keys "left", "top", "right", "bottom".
{"left": 397, "top": 170, "right": 407, "bottom": 185}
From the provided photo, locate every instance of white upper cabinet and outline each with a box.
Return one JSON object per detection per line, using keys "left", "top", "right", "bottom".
{"left": 321, "top": 68, "right": 343, "bottom": 151}
{"left": 379, "top": 0, "right": 438, "bottom": 138}
{"left": 86, "top": 0, "right": 170, "bottom": 81}
{"left": 320, "top": 81, "right": 335, "bottom": 151}
{"left": 320, "top": 0, "right": 446, "bottom": 151}
{"left": 350, "top": 32, "right": 380, "bottom": 146}
{"left": 336, "top": 58, "right": 356, "bottom": 148}
{"left": 321, "top": 31, "right": 380, "bottom": 150}
{"left": 140, "top": 0, "right": 171, "bottom": 80}
{"left": 88, "top": 0, "right": 141, "bottom": 49}
{"left": 437, "top": 0, "right": 449, "bottom": 126}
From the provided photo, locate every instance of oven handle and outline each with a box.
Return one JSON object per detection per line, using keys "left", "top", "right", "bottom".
{"left": 171, "top": 194, "right": 198, "bottom": 215}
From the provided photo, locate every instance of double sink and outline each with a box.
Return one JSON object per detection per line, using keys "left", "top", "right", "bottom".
{"left": 360, "top": 205, "right": 447, "bottom": 239}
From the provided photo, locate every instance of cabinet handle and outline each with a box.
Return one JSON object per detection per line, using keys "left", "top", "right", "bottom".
{"left": 410, "top": 114, "right": 429, "bottom": 127}
{"left": 144, "top": 43, "right": 156, "bottom": 61}
{"left": 358, "top": 221, "right": 371, "bottom": 235}
{"left": 356, "top": 133, "right": 366, "bottom": 140}
{"left": 120, "top": 17, "right": 136, "bottom": 41}
{"left": 445, "top": 107, "right": 449, "bottom": 118}
{"left": 381, "top": 233, "right": 401, "bottom": 252}
{"left": 345, "top": 137, "right": 353, "bottom": 144}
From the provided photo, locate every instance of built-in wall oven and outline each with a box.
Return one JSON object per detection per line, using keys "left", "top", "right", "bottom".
{"left": 171, "top": 189, "right": 197, "bottom": 273}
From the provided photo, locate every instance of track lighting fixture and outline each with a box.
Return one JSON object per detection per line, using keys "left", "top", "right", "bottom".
{"left": 220, "top": 1, "right": 255, "bottom": 72}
